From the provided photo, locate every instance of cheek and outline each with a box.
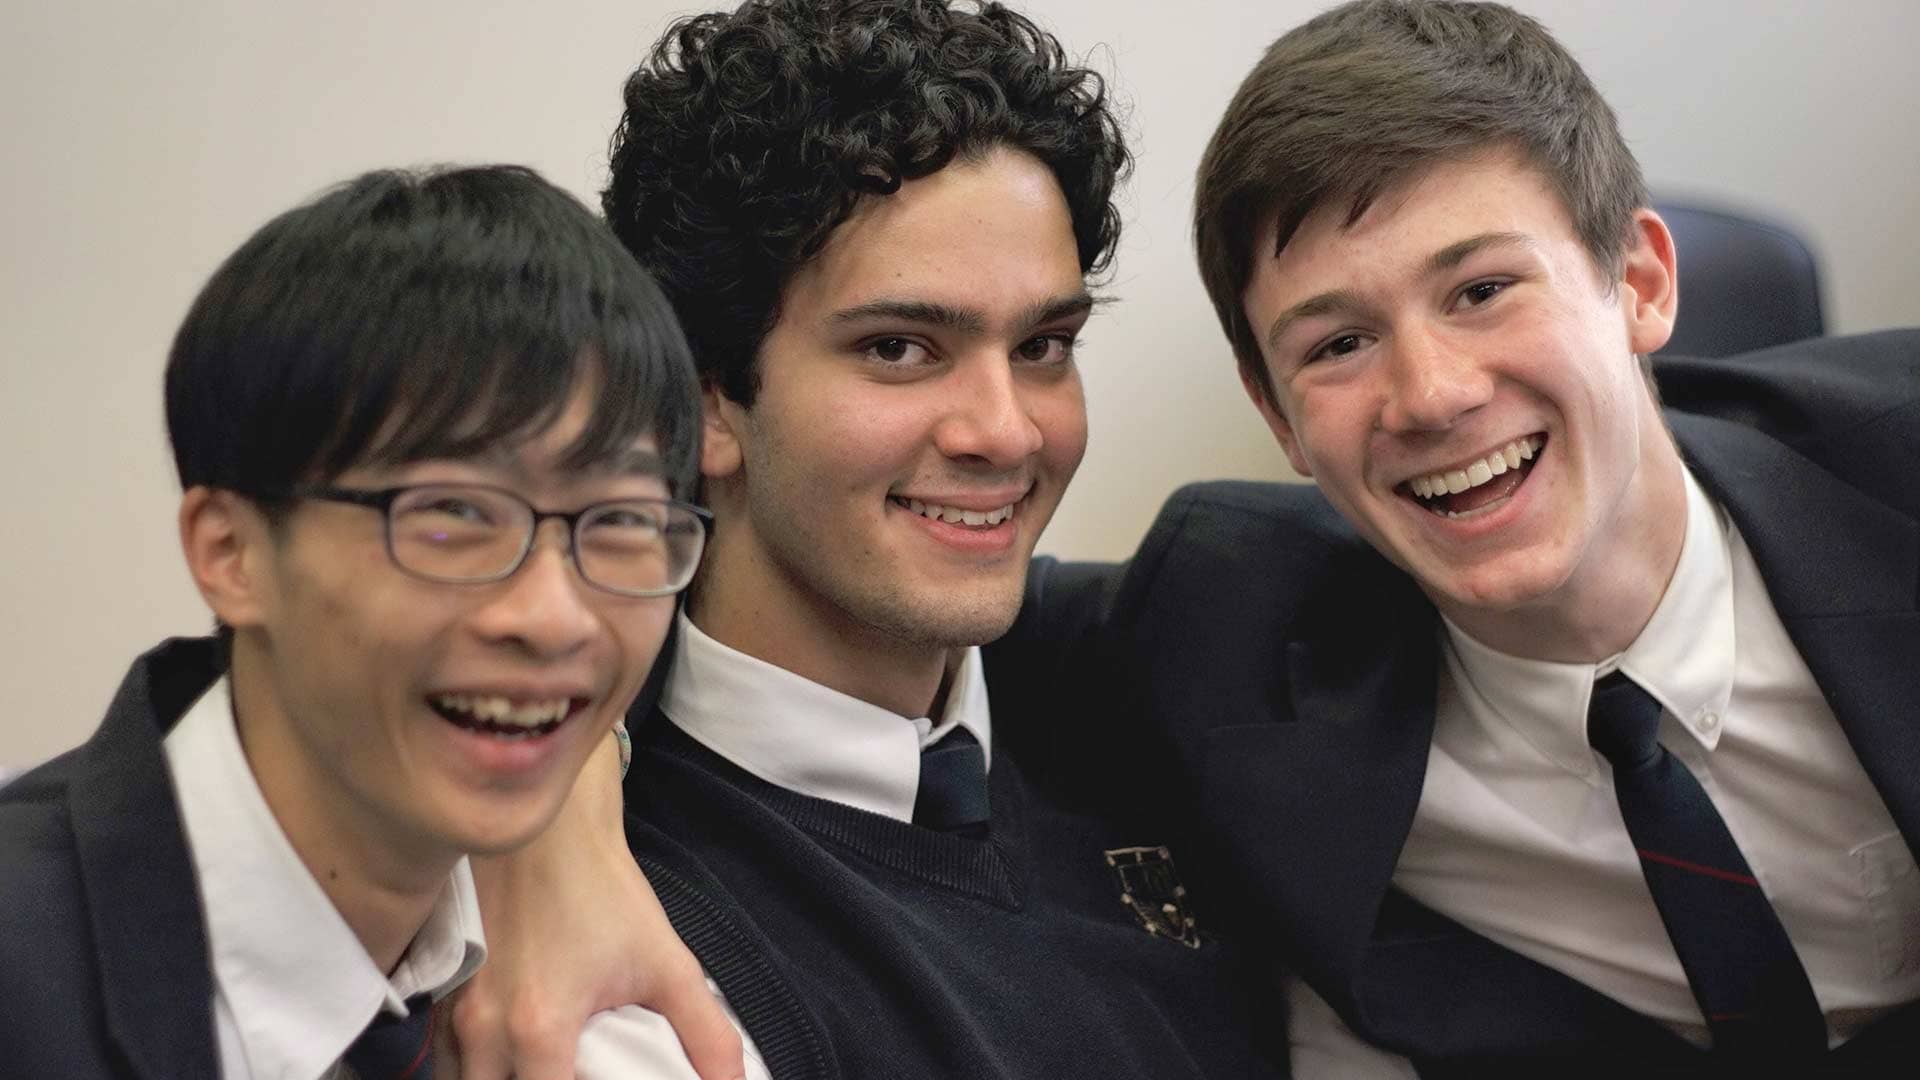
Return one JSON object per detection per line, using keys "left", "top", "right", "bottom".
{"left": 612, "top": 601, "right": 676, "bottom": 678}
{"left": 290, "top": 568, "right": 454, "bottom": 698}
{"left": 795, "top": 392, "right": 925, "bottom": 479}
{"left": 275, "top": 549, "right": 384, "bottom": 653}
{"left": 1035, "top": 388, "right": 1089, "bottom": 471}
{"left": 1280, "top": 394, "right": 1348, "bottom": 476}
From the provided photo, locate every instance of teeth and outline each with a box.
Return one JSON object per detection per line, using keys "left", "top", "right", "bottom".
{"left": 899, "top": 497, "right": 1016, "bottom": 527}
{"left": 1409, "top": 436, "right": 1542, "bottom": 502}
{"left": 432, "top": 694, "right": 571, "bottom": 729}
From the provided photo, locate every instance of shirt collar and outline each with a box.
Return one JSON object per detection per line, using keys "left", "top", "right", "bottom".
{"left": 661, "top": 610, "right": 993, "bottom": 822}
{"left": 164, "top": 677, "right": 487, "bottom": 1080}
{"left": 1614, "top": 466, "right": 1738, "bottom": 750}
{"left": 1441, "top": 465, "right": 1739, "bottom": 776}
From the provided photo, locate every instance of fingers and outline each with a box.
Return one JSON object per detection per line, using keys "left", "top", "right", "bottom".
{"left": 498, "top": 991, "right": 587, "bottom": 1080}
{"left": 434, "top": 996, "right": 467, "bottom": 1080}
{"left": 451, "top": 975, "right": 592, "bottom": 1080}
{"left": 647, "top": 952, "right": 745, "bottom": 1080}
{"left": 450, "top": 981, "right": 512, "bottom": 1080}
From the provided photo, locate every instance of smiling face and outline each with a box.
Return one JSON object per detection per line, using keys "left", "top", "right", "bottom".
{"left": 192, "top": 381, "right": 676, "bottom": 880}
{"left": 1242, "top": 150, "right": 1683, "bottom": 658}
{"left": 694, "top": 146, "right": 1090, "bottom": 713}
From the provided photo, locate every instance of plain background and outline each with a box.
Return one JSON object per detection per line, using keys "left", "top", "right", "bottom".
{"left": 4, "top": 0, "right": 1917, "bottom": 768}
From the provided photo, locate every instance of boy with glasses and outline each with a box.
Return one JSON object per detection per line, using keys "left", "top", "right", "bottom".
{"left": 0, "top": 163, "right": 704, "bottom": 1078}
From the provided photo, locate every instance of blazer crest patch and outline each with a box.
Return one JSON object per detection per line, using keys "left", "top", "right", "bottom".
{"left": 1104, "top": 845, "right": 1200, "bottom": 948}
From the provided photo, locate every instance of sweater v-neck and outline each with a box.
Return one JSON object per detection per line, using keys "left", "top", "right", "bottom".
{"left": 651, "top": 719, "right": 1027, "bottom": 909}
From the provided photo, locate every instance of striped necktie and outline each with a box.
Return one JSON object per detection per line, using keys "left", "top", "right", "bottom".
{"left": 1586, "top": 672, "right": 1824, "bottom": 1060}
{"left": 343, "top": 994, "right": 437, "bottom": 1080}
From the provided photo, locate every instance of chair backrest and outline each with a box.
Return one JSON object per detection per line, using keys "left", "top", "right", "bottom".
{"left": 1653, "top": 201, "right": 1824, "bottom": 358}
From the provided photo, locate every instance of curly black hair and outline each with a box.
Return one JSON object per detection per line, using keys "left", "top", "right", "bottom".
{"left": 603, "top": 0, "right": 1130, "bottom": 405}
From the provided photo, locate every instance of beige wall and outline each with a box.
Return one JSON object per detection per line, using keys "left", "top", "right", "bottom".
{"left": 4, "top": 0, "right": 1917, "bottom": 767}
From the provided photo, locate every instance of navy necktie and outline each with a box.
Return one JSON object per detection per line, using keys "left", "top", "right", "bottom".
{"left": 1586, "top": 672, "right": 1825, "bottom": 1059}
{"left": 913, "top": 726, "right": 989, "bottom": 836}
{"left": 343, "top": 994, "right": 437, "bottom": 1080}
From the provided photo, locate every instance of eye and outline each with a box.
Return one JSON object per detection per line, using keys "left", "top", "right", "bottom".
{"left": 1013, "top": 333, "right": 1078, "bottom": 365}
{"left": 588, "top": 505, "right": 665, "bottom": 533}
{"left": 1457, "top": 279, "right": 1508, "bottom": 308}
{"left": 388, "top": 487, "right": 518, "bottom": 553}
{"left": 1306, "top": 333, "right": 1370, "bottom": 365}
{"left": 579, "top": 502, "right": 673, "bottom": 562}
{"left": 402, "top": 494, "right": 496, "bottom": 525}
{"left": 862, "top": 337, "right": 934, "bottom": 366}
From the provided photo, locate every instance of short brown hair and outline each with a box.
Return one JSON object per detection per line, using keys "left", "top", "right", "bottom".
{"left": 1194, "top": 0, "right": 1647, "bottom": 406}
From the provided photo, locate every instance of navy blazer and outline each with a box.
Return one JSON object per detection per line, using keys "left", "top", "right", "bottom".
{"left": 999, "top": 331, "right": 1920, "bottom": 1074}
{"left": 0, "top": 638, "right": 226, "bottom": 1078}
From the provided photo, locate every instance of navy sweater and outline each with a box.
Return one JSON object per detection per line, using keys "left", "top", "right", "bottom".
{"left": 625, "top": 718, "right": 1284, "bottom": 1080}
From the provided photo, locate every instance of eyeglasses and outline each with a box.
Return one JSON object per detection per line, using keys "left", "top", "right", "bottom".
{"left": 286, "top": 483, "right": 710, "bottom": 598}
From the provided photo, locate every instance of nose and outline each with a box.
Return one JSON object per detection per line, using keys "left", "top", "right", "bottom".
{"left": 467, "top": 520, "right": 598, "bottom": 658}
{"left": 932, "top": 353, "right": 1045, "bottom": 467}
{"left": 1377, "top": 326, "right": 1493, "bottom": 434}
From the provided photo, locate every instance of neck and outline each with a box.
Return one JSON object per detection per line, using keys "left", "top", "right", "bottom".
{"left": 227, "top": 646, "right": 452, "bottom": 972}
{"left": 1437, "top": 399, "right": 1690, "bottom": 663}
{"left": 689, "top": 540, "right": 954, "bottom": 719}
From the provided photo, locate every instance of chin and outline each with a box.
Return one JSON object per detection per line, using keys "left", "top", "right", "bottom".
{"left": 443, "top": 791, "right": 573, "bottom": 858}
{"left": 883, "top": 588, "right": 1024, "bottom": 651}
{"left": 1427, "top": 554, "right": 1574, "bottom": 616}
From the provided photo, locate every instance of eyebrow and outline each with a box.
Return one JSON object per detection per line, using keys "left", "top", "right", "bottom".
{"left": 467, "top": 443, "right": 667, "bottom": 478}
{"left": 596, "top": 446, "right": 668, "bottom": 477}
{"left": 828, "top": 291, "right": 1098, "bottom": 336}
{"left": 1019, "top": 291, "right": 1100, "bottom": 329}
{"left": 1263, "top": 289, "right": 1370, "bottom": 355}
{"left": 1262, "top": 231, "right": 1539, "bottom": 353}
{"left": 831, "top": 299, "right": 985, "bottom": 334}
{"left": 1423, "top": 230, "right": 1537, "bottom": 275}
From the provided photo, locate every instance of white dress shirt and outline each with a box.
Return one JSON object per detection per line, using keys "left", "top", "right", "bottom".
{"left": 1291, "top": 467, "right": 1920, "bottom": 1076}
{"left": 578, "top": 611, "right": 993, "bottom": 1079}
{"left": 662, "top": 611, "right": 993, "bottom": 814}
{"left": 164, "top": 677, "right": 487, "bottom": 1080}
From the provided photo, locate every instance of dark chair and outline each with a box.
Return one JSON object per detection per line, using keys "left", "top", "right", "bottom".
{"left": 1654, "top": 201, "right": 1825, "bottom": 357}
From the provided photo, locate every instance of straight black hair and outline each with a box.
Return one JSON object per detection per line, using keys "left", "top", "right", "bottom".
{"left": 166, "top": 164, "right": 701, "bottom": 500}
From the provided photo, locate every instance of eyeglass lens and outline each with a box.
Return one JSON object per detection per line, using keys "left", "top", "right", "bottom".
{"left": 386, "top": 485, "right": 701, "bottom": 594}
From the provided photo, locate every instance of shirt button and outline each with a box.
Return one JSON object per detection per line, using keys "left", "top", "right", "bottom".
{"left": 1698, "top": 710, "right": 1721, "bottom": 732}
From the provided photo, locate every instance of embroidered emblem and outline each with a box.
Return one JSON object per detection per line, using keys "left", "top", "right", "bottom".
{"left": 1104, "top": 845, "right": 1200, "bottom": 948}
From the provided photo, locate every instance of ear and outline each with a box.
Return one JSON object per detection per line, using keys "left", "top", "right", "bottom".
{"left": 178, "top": 487, "right": 274, "bottom": 630}
{"left": 1619, "top": 208, "right": 1679, "bottom": 356}
{"left": 1240, "top": 366, "right": 1313, "bottom": 478}
{"left": 700, "top": 384, "right": 746, "bottom": 481}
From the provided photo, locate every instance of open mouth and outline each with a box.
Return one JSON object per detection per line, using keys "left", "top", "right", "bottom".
{"left": 889, "top": 495, "right": 1017, "bottom": 529}
{"left": 1401, "top": 434, "right": 1545, "bottom": 519}
{"left": 428, "top": 694, "right": 584, "bottom": 739}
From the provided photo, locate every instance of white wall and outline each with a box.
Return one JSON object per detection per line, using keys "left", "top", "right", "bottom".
{"left": 4, "top": 0, "right": 1917, "bottom": 767}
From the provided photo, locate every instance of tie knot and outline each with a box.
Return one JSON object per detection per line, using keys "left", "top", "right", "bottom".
{"left": 1586, "top": 672, "right": 1665, "bottom": 770}
{"left": 914, "top": 726, "right": 989, "bottom": 835}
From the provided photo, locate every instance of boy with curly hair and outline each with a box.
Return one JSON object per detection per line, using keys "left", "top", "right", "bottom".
{"left": 463, "top": 3, "right": 1278, "bottom": 1078}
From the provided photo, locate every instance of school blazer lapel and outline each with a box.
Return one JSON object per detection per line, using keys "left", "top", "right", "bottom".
{"left": 68, "top": 639, "right": 222, "bottom": 1079}
{"left": 1674, "top": 412, "right": 1920, "bottom": 853}
{"left": 1215, "top": 556, "right": 1440, "bottom": 1019}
